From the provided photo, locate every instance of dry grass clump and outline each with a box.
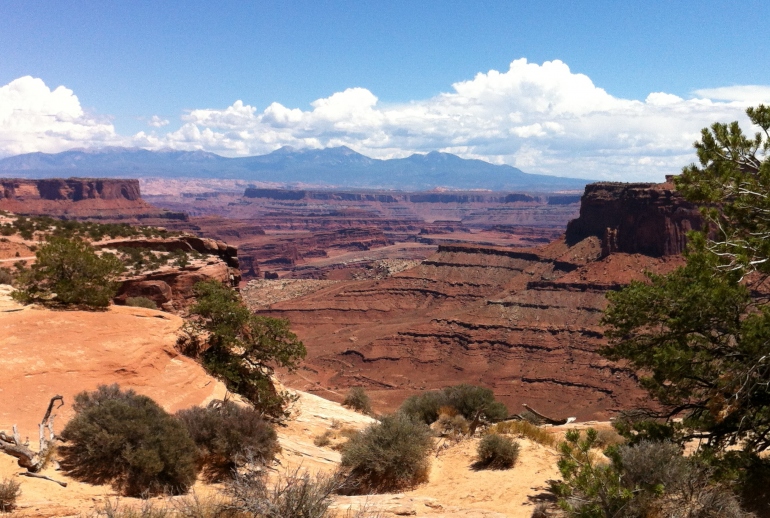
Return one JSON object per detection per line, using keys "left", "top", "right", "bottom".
{"left": 125, "top": 296, "right": 158, "bottom": 309}
{"left": 490, "top": 420, "right": 558, "bottom": 448}
{"left": 87, "top": 467, "right": 379, "bottom": 517}
{"left": 435, "top": 413, "right": 469, "bottom": 438}
{"left": 313, "top": 426, "right": 360, "bottom": 450}
{"left": 0, "top": 478, "right": 21, "bottom": 513}
{"left": 592, "top": 428, "right": 625, "bottom": 449}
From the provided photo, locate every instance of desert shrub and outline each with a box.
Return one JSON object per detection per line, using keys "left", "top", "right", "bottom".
{"left": 225, "top": 465, "right": 347, "bottom": 518}
{"left": 400, "top": 384, "right": 508, "bottom": 425}
{"left": 554, "top": 430, "right": 752, "bottom": 518}
{"left": 60, "top": 384, "right": 198, "bottom": 496}
{"left": 176, "top": 401, "right": 278, "bottom": 481}
{"left": 340, "top": 413, "right": 433, "bottom": 493}
{"left": 476, "top": 434, "right": 520, "bottom": 469}
{"left": 13, "top": 237, "right": 124, "bottom": 308}
{"left": 490, "top": 420, "right": 557, "bottom": 448}
{"left": 400, "top": 390, "right": 446, "bottom": 424}
{"left": 125, "top": 296, "right": 158, "bottom": 309}
{"left": 0, "top": 268, "right": 13, "bottom": 285}
{"left": 342, "top": 387, "right": 372, "bottom": 415}
{"left": 530, "top": 503, "right": 549, "bottom": 518}
{"left": 0, "top": 478, "right": 21, "bottom": 513}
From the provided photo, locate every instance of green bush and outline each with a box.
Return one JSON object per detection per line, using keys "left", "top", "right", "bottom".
{"left": 13, "top": 237, "right": 124, "bottom": 308}
{"left": 0, "top": 478, "right": 21, "bottom": 513}
{"left": 340, "top": 413, "right": 433, "bottom": 493}
{"left": 125, "top": 296, "right": 158, "bottom": 309}
{"left": 60, "top": 384, "right": 198, "bottom": 496}
{"left": 176, "top": 401, "right": 278, "bottom": 481}
{"left": 342, "top": 387, "right": 372, "bottom": 415}
{"left": 476, "top": 434, "right": 520, "bottom": 469}
{"left": 400, "top": 384, "right": 508, "bottom": 424}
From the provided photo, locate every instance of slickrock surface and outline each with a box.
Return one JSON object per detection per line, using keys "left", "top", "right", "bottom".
{"left": 0, "top": 293, "right": 229, "bottom": 434}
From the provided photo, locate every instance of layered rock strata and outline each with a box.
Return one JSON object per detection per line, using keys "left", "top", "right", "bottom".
{"left": 258, "top": 180, "right": 690, "bottom": 421}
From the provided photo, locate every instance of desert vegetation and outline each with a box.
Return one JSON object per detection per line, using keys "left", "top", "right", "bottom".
{"left": 399, "top": 383, "right": 508, "bottom": 425}
{"left": 0, "top": 478, "right": 21, "bottom": 513}
{"left": 181, "top": 280, "right": 306, "bottom": 419}
{"left": 175, "top": 400, "right": 278, "bottom": 481}
{"left": 59, "top": 385, "right": 198, "bottom": 496}
{"left": 339, "top": 413, "right": 433, "bottom": 494}
{"left": 551, "top": 104, "right": 770, "bottom": 516}
{"left": 475, "top": 433, "right": 520, "bottom": 470}
{"left": 0, "top": 215, "right": 175, "bottom": 241}
{"left": 342, "top": 387, "right": 373, "bottom": 415}
{"left": 12, "top": 236, "right": 125, "bottom": 308}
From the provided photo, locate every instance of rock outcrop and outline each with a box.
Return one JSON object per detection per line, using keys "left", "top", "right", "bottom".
{"left": 565, "top": 180, "right": 703, "bottom": 256}
{"left": 104, "top": 235, "right": 241, "bottom": 311}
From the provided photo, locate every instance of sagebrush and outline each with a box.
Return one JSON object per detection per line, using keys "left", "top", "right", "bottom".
{"left": 60, "top": 384, "right": 198, "bottom": 496}
{"left": 476, "top": 434, "right": 520, "bottom": 469}
{"left": 399, "top": 384, "right": 507, "bottom": 424}
{"left": 176, "top": 401, "right": 278, "bottom": 481}
{"left": 342, "top": 387, "right": 372, "bottom": 415}
{"left": 340, "top": 413, "right": 433, "bottom": 493}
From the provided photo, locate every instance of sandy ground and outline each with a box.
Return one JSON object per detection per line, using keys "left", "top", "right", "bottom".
{"left": 0, "top": 285, "right": 574, "bottom": 517}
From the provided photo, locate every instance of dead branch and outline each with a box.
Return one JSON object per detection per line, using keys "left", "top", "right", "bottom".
{"left": 18, "top": 471, "right": 68, "bottom": 487}
{"left": 0, "top": 395, "right": 65, "bottom": 473}
{"left": 522, "top": 404, "right": 576, "bottom": 426}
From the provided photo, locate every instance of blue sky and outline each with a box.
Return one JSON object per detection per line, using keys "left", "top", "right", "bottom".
{"left": 1, "top": 1, "right": 769, "bottom": 181}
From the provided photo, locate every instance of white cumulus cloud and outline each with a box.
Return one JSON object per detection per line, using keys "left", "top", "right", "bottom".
{"left": 0, "top": 76, "right": 121, "bottom": 157}
{"left": 1, "top": 61, "right": 768, "bottom": 182}
{"left": 147, "top": 115, "right": 169, "bottom": 127}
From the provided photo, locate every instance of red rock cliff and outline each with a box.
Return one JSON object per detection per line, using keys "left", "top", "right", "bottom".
{"left": 565, "top": 180, "right": 703, "bottom": 256}
{"left": 0, "top": 177, "right": 184, "bottom": 220}
{"left": 1, "top": 178, "right": 141, "bottom": 201}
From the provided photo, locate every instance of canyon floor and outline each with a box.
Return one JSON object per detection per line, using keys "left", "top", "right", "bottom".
{"left": 0, "top": 285, "right": 595, "bottom": 518}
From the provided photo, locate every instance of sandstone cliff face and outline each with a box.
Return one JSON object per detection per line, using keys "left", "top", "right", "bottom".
{"left": 565, "top": 181, "right": 702, "bottom": 256}
{"left": 1, "top": 178, "right": 141, "bottom": 201}
{"left": 0, "top": 177, "right": 185, "bottom": 220}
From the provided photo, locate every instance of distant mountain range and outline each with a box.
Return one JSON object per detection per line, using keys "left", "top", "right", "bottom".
{"left": 0, "top": 146, "right": 592, "bottom": 191}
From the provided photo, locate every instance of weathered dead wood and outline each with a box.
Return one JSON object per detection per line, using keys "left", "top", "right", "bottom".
{"left": 0, "top": 395, "right": 64, "bottom": 473}
{"left": 18, "top": 471, "right": 68, "bottom": 487}
{"left": 522, "top": 404, "right": 576, "bottom": 426}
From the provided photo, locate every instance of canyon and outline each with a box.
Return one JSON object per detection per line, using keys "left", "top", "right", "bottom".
{"left": 250, "top": 179, "right": 701, "bottom": 421}
{"left": 0, "top": 176, "right": 702, "bottom": 422}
